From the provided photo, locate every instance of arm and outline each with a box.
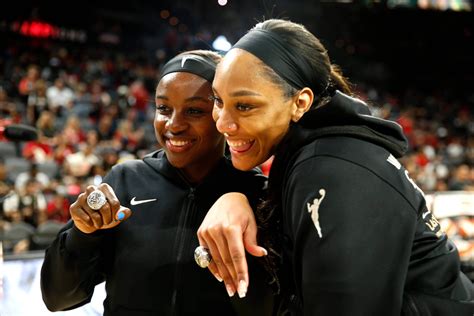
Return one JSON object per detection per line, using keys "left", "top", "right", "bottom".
{"left": 40, "top": 221, "right": 107, "bottom": 311}
{"left": 285, "top": 156, "right": 417, "bottom": 315}
{"left": 197, "top": 172, "right": 268, "bottom": 298}
{"left": 41, "top": 181, "right": 132, "bottom": 311}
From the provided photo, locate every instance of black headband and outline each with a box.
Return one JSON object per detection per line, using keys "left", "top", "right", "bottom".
{"left": 233, "top": 29, "right": 329, "bottom": 95}
{"left": 159, "top": 54, "right": 217, "bottom": 83}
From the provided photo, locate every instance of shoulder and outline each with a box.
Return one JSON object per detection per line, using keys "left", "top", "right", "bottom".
{"left": 286, "top": 136, "right": 423, "bottom": 213}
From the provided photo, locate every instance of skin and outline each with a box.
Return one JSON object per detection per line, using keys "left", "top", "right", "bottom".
{"left": 198, "top": 48, "right": 314, "bottom": 295}
{"left": 71, "top": 71, "right": 224, "bottom": 235}
{"left": 211, "top": 49, "right": 297, "bottom": 171}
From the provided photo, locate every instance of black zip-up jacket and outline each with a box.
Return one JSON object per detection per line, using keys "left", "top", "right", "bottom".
{"left": 271, "top": 92, "right": 474, "bottom": 315}
{"left": 41, "top": 151, "right": 273, "bottom": 316}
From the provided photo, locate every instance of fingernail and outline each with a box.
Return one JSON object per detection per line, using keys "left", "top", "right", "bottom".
{"left": 226, "top": 284, "right": 235, "bottom": 297}
{"left": 214, "top": 273, "right": 223, "bottom": 282}
{"left": 262, "top": 248, "right": 268, "bottom": 256}
{"left": 238, "top": 280, "right": 247, "bottom": 298}
{"left": 117, "top": 211, "right": 125, "bottom": 221}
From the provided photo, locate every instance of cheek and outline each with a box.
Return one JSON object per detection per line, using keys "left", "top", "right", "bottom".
{"left": 154, "top": 114, "right": 168, "bottom": 138}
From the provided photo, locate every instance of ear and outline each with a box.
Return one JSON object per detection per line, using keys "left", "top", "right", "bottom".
{"left": 291, "top": 87, "right": 314, "bottom": 122}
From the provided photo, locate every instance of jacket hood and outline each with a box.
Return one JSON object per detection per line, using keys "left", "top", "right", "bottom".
{"left": 296, "top": 91, "right": 408, "bottom": 157}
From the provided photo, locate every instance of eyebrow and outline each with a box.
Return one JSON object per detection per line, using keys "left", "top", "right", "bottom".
{"left": 155, "top": 95, "right": 209, "bottom": 102}
{"left": 212, "top": 87, "right": 262, "bottom": 97}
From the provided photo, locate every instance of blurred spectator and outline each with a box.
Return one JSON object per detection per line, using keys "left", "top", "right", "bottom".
{"left": 89, "top": 80, "right": 112, "bottom": 121}
{"left": 449, "top": 164, "right": 474, "bottom": 191}
{"left": 4, "top": 179, "right": 47, "bottom": 227}
{"left": 52, "top": 132, "right": 75, "bottom": 165}
{"left": 128, "top": 79, "right": 150, "bottom": 122}
{"left": 64, "top": 143, "right": 100, "bottom": 178}
{"left": 62, "top": 115, "right": 86, "bottom": 145}
{"left": 26, "top": 79, "right": 49, "bottom": 124}
{"left": 96, "top": 112, "right": 116, "bottom": 141}
{"left": 46, "top": 78, "right": 75, "bottom": 117}
{"left": 46, "top": 190, "right": 70, "bottom": 223}
{"left": 70, "top": 81, "right": 92, "bottom": 119}
{"left": 18, "top": 65, "right": 40, "bottom": 98}
{"left": 22, "top": 131, "right": 54, "bottom": 163}
{"left": 0, "top": 86, "right": 20, "bottom": 120}
{"left": 15, "top": 162, "right": 50, "bottom": 193}
{"left": 36, "top": 110, "right": 57, "bottom": 138}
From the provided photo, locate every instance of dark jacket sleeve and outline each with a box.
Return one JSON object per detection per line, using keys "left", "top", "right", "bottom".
{"left": 40, "top": 168, "right": 122, "bottom": 311}
{"left": 40, "top": 221, "right": 107, "bottom": 311}
{"left": 283, "top": 155, "right": 417, "bottom": 316}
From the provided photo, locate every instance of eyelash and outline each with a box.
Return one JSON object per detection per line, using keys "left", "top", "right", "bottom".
{"left": 210, "top": 95, "right": 222, "bottom": 106}
{"left": 210, "top": 95, "right": 254, "bottom": 112}
{"left": 156, "top": 104, "right": 170, "bottom": 114}
{"left": 155, "top": 104, "right": 205, "bottom": 116}
{"left": 236, "top": 103, "right": 253, "bottom": 112}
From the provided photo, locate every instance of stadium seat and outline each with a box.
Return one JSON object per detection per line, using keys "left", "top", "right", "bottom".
{"left": 1, "top": 222, "right": 36, "bottom": 252}
{"left": 31, "top": 220, "right": 64, "bottom": 249}
{"left": 5, "top": 157, "right": 31, "bottom": 180}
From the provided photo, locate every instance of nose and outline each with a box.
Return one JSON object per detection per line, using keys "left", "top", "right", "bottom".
{"left": 214, "top": 107, "right": 237, "bottom": 136}
{"left": 165, "top": 111, "right": 188, "bottom": 134}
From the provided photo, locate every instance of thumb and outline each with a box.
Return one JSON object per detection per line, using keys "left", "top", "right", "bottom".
{"left": 243, "top": 223, "right": 268, "bottom": 257}
{"left": 115, "top": 206, "right": 132, "bottom": 222}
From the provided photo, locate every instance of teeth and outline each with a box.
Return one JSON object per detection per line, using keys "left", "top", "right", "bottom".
{"left": 227, "top": 139, "right": 252, "bottom": 147}
{"left": 169, "top": 139, "right": 191, "bottom": 146}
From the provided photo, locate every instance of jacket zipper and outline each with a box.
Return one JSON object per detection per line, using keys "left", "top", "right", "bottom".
{"left": 170, "top": 187, "right": 196, "bottom": 315}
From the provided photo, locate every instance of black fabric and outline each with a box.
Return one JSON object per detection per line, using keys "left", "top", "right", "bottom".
{"left": 159, "top": 54, "right": 216, "bottom": 82}
{"left": 41, "top": 151, "right": 273, "bottom": 316}
{"left": 265, "top": 91, "right": 474, "bottom": 315}
{"left": 233, "top": 29, "right": 328, "bottom": 94}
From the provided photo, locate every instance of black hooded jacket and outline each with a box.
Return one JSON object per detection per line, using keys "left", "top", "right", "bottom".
{"left": 270, "top": 91, "right": 474, "bottom": 315}
{"left": 41, "top": 151, "right": 273, "bottom": 316}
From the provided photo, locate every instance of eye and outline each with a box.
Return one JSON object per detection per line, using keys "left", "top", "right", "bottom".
{"left": 236, "top": 103, "right": 253, "bottom": 112}
{"left": 156, "top": 104, "right": 171, "bottom": 115}
{"left": 210, "top": 95, "right": 223, "bottom": 108}
{"left": 186, "top": 108, "right": 205, "bottom": 116}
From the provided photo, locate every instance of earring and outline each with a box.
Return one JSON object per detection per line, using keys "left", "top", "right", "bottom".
{"left": 223, "top": 132, "right": 229, "bottom": 137}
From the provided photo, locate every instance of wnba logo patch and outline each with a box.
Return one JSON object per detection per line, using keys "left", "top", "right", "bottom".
{"left": 307, "top": 189, "right": 326, "bottom": 238}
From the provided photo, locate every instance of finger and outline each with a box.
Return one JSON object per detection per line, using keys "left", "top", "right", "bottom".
{"left": 243, "top": 221, "right": 268, "bottom": 257}
{"left": 208, "top": 226, "right": 240, "bottom": 290}
{"left": 98, "top": 201, "right": 113, "bottom": 225}
{"left": 76, "top": 191, "right": 103, "bottom": 229}
{"left": 207, "top": 262, "right": 223, "bottom": 282}
{"left": 197, "top": 231, "right": 224, "bottom": 283}
{"left": 225, "top": 225, "right": 249, "bottom": 298}
{"left": 115, "top": 206, "right": 132, "bottom": 221}
{"left": 70, "top": 205, "right": 93, "bottom": 227}
{"left": 199, "top": 234, "right": 236, "bottom": 297}
{"left": 98, "top": 183, "right": 121, "bottom": 214}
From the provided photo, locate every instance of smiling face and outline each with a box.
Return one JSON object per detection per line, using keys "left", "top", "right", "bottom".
{"left": 212, "top": 49, "right": 297, "bottom": 171}
{"left": 155, "top": 72, "right": 225, "bottom": 182}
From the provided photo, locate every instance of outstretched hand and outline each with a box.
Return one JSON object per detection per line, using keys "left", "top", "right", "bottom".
{"left": 197, "top": 192, "right": 267, "bottom": 298}
{"left": 70, "top": 183, "right": 132, "bottom": 234}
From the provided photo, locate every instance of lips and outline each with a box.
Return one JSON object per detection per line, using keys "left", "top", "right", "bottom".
{"left": 165, "top": 138, "right": 195, "bottom": 153}
{"left": 227, "top": 139, "right": 255, "bottom": 154}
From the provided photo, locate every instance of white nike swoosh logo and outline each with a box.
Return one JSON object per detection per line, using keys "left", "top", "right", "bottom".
{"left": 422, "top": 210, "right": 431, "bottom": 219}
{"left": 130, "top": 197, "right": 157, "bottom": 205}
{"left": 181, "top": 56, "right": 190, "bottom": 67}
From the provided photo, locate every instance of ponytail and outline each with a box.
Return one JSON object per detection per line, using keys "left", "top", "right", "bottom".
{"left": 329, "top": 64, "right": 352, "bottom": 95}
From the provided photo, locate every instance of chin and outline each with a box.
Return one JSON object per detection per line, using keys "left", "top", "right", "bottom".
{"left": 231, "top": 157, "right": 256, "bottom": 171}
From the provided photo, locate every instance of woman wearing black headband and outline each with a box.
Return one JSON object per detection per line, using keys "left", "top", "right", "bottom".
{"left": 41, "top": 50, "right": 273, "bottom": 315}
{"left": 198, "top": 19, "right": 474, "bottom": 315}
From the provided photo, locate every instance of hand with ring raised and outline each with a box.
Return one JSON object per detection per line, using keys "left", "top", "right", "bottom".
{"left": 70, "top": 183, "right": 132, "bottom": 234}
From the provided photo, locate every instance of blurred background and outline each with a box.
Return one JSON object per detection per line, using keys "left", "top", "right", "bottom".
{"left": 0, "top": 0, "right": 473, "bottom": 315}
